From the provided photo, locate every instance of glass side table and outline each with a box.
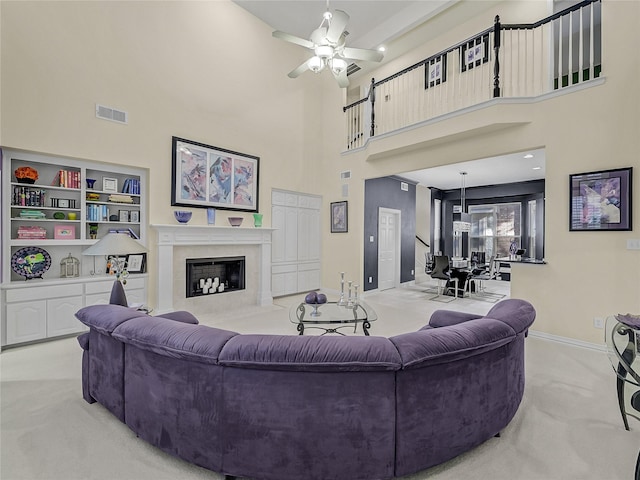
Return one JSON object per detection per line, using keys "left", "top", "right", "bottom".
{"left": 604, "top": 314, "right": 640, "bottom": 479}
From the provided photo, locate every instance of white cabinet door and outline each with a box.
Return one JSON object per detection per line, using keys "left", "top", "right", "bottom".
{"left": 272, "top": 205, "right": 287, "bottom": 264}
{"left": 284, "top": 207, "right": 298, "bottom": 262}
{"left": 47, "top": 296, "right": 85, "bottom": 337}
{"left": 298, "top": 208, "right": 321, "bottom": 261}
{"left": 6, "top": 301, "right": 47, "bottom": 344}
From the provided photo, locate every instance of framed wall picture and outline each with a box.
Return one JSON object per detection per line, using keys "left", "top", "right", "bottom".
{"left": 171, "top": 136, "right": 260, "bottom": 212}
{"left": 107, "top": 256, "right": 126, "bottom": 276}
{"left": 126, "top": 253, "right": 146, "bottom": 273}
{"left": 331, "top": 201, "right": 348, "bottom": 233}
{"left": 54, "top": 224, "right": 75, "bottom": 239}
{"left": 569, "top": 167, "right": 632, "bottom": 231}
{"left": 103, "top": 177, "right": 118, "bottom": 193}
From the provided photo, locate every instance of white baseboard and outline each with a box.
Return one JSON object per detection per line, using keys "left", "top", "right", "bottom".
{"left": 528, "top": 329, "right": 606, "bottom": 352}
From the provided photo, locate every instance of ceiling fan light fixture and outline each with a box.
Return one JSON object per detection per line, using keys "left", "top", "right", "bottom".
{"left": 315, "top": 45, "right": 334, "bottom": 59}
{"left": 330, "top": 57, "right": 348, "bottom": 75}
{"left": 308, "top": 56, "right": 325, "bottom": 73}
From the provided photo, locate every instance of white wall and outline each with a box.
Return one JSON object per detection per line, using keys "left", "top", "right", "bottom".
{"left": 2, "top": 0, "right": 638, "bottom": 345}
{"left": 0, "top": 0, "right": 328, "bottom": 308}
{"left": 319, "top": 0, "right": 640, "bottom": 345}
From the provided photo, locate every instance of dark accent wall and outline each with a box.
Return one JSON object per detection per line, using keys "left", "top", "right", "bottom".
{"left": 364, "top": 177, "right": 416, "bottom": 291}
{"left": 438, "top": 179, "right": 545, "bottom": 259}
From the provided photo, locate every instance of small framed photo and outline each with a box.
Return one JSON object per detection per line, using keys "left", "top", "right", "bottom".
{"left": 126, "top": 253, "right": 146, "bottom": 273}
{"left": 331, "top": 201, "right": 348, "bottom": 233}
{"left": 54, "top": 224, "right": 76, "bottom": 239}
{"left": 119, "top": 210, "right": 129, "bottom": 222}
{"left": 103, "top": 177, "right": 118, "bottom": 193}
{"left": 130, "top": 210, "right": 140, "bottom": 223}
{"left": 58, "top": 199, "right": 70, "bottom": 208}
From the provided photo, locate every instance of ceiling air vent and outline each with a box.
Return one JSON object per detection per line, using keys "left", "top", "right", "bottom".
{"left": 96, "top": 104, "right": 128, "bottom": 124}
{"left": 346, "top": 63, "right": 361, "bottom": 76}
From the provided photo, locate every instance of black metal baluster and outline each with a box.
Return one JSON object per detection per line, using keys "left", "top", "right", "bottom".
{"left": 369, "top": 77, "right": 376, "bottom": 138}
{"left": 493, "top": 15, "right": 501, "bottom": 98}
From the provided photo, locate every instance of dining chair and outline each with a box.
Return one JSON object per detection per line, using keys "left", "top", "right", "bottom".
{"left": 429, "top": 255, "right": 458, "bottom": 301}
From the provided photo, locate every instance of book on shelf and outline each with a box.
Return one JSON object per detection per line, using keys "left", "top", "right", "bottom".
{"left": 12, "top": 186, "right": 46, "bottom": 207}
{"left": 108, "top": 227, "right": 139, "bottom": 239}
{"left": 52, "top": 169, "right": 80, "bottom": 189}
{"left": 121, "top": 178, "right": 140, "bottom": 195}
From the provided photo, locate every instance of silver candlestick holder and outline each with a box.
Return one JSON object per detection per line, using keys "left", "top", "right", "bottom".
{"left": 353, "top": 284, "right": 359, "bottom": 306}
{"left": 338, "top": 272, "right": 346, "bottom": 306}
{"left": 347, "top": 281, "right": 353, "bottom": 307}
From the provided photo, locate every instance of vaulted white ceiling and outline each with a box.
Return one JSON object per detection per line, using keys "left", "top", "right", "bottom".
{"left": 233, "top": 0, "right": 547, "bottom": 189}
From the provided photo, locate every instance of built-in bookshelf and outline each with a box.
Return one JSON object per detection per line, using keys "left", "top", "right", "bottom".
{"left": 1, "top": 148, "right": 148, "bottom": 348}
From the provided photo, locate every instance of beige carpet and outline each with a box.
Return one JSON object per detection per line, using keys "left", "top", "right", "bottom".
{"left": 2, "top": 283, "right": 639, "bottom": 480}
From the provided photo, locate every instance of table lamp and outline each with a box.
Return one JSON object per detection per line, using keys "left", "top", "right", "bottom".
{"left": 82, "top": 233, "right": 148, "bottom": 306}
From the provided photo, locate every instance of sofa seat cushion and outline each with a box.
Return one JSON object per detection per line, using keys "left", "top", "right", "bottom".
{"left": 219, "top": 335, "right": 402, "bottom": 372}
{"left": 427, "top": 310, "right": 483, "bottom": 328}
{"left": 75, "top": 304, "right": 149, "bottom": 335}
{"left": 390, "top": 318, "right": 515, "bottom": 369}
{"left": 154, "top": 311, "right": 199, "bottom": 324}
{"left": 112, "top": 317, "right": 237, "bottom": 365}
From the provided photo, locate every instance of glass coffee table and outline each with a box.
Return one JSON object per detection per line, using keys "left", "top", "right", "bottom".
{"left": 290, "top": 301, "right": 377, "bottom": 336}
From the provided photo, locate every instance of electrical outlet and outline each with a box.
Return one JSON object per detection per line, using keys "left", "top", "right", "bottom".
{"left": 369, "top": 236, "right": 374, "bottom": 243}
{"left": 368, "top": 276, "right": 373, "bottom": 283}
{"left": 593, "top": 317, "right": 604, "bottom": 329}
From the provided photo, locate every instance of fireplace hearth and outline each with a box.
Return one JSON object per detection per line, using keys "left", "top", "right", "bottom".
{"left": 186, "top": 256, "right": 245, "bottom": 298}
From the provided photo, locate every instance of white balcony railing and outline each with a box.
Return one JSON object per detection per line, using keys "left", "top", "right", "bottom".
{"left": 343, "top": 0, "right": 601, "bottom": 152}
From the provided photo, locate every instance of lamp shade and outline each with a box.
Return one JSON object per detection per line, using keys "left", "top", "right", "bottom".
{"left": 82, "top": 233, "right": 147, "bottom": 256}
{"left": 330, "top": 58, "right": 348, "bottom": 75}
{"left": 308, "top": 56, "right": 325, "bottom": 73}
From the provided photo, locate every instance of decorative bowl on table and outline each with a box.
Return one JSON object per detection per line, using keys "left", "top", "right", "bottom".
{"left": 14, "top": 166, "right": 38, "bottom": 184}
{"left": 304, "top": 291, "right": 327, "bottom": 317}
{"left": 174, "top": 211, "right": 192, "bottom": 224}
{"left": 228, "top": 217, "right": 243, "bottom": 227}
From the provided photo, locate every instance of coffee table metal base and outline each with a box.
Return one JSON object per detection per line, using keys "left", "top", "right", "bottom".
{"left": 290, "top": 302, "right": 376, "bottom": 337}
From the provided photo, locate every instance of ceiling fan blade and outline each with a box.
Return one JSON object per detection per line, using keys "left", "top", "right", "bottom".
{"left": 326, "top": 9, "right": 349, "bottom": 44}
{"left": 332, "top": 68, "right": 350, "bottom": 88}
{"left": 288, "top": 60, "right": 310, "bottom": 79}
{"left": 342, "top": 47, "right": 384, "bottom": 63}
{"left": 272, "top": 30, "right": 314, "bottom": 50}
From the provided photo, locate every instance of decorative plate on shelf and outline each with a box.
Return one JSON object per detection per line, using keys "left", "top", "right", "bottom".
{"left": 11, "top": 246, "right": 52, "bottom": 279}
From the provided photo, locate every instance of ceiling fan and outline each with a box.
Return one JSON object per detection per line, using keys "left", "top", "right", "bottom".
{"left": 272, "top": 7, "right": 384, "bottom": 88}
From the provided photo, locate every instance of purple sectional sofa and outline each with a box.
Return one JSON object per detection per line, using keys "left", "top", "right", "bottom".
{"left": 76, "top": 298, "right": 535, "bottom": 480}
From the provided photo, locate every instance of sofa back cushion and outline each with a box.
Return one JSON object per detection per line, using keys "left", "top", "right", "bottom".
{"left": 219, "top": 335, "right": 402, "bottom": 372}
{"left": 75, "top": 304, "right": 149, "bottom": 335}
{"left": 112, "top": 317, "right": 237, "bottom": 365}
{"left": 389, "top": 318, "right": 515, "bottom": 369}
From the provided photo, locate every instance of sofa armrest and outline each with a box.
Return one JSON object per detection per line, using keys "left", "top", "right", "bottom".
{"left": 428, "top": 310, "right": 484, "bottom": 328}
{"left": 77, "top": 332, "right": 90, "bottom": 350}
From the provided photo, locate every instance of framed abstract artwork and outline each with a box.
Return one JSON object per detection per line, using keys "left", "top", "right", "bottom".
{"left": 331, "top": 201, "right": 348, "bottom": 233}
{"left": 569, "top": 167, "right": 632, "bottom": 231}
{"left": 171, "top": 137, "right": 259, "bottom": 212}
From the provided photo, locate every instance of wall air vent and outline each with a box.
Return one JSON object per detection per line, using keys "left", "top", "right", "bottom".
{"left": 340, "top": 170, "right": 351, "bottom": 180}
{"left": 96, "top": 104, "right": 128, "bottom": 124}
{"left": 346, "top": 63, "right": 361, "bottom": 76}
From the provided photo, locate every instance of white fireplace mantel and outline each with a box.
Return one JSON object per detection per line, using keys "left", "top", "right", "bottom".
{"left": 151, "top": 224, "right": 275, "bottom": 313}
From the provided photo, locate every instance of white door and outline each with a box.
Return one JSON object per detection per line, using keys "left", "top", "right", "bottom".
{"left": 378, "top": 208, "right": 400, "bottom": 291}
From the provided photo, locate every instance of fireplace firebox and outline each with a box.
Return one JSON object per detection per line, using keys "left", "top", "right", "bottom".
{"left": 186, "top": 256, "right": 245, "bottom": 298}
